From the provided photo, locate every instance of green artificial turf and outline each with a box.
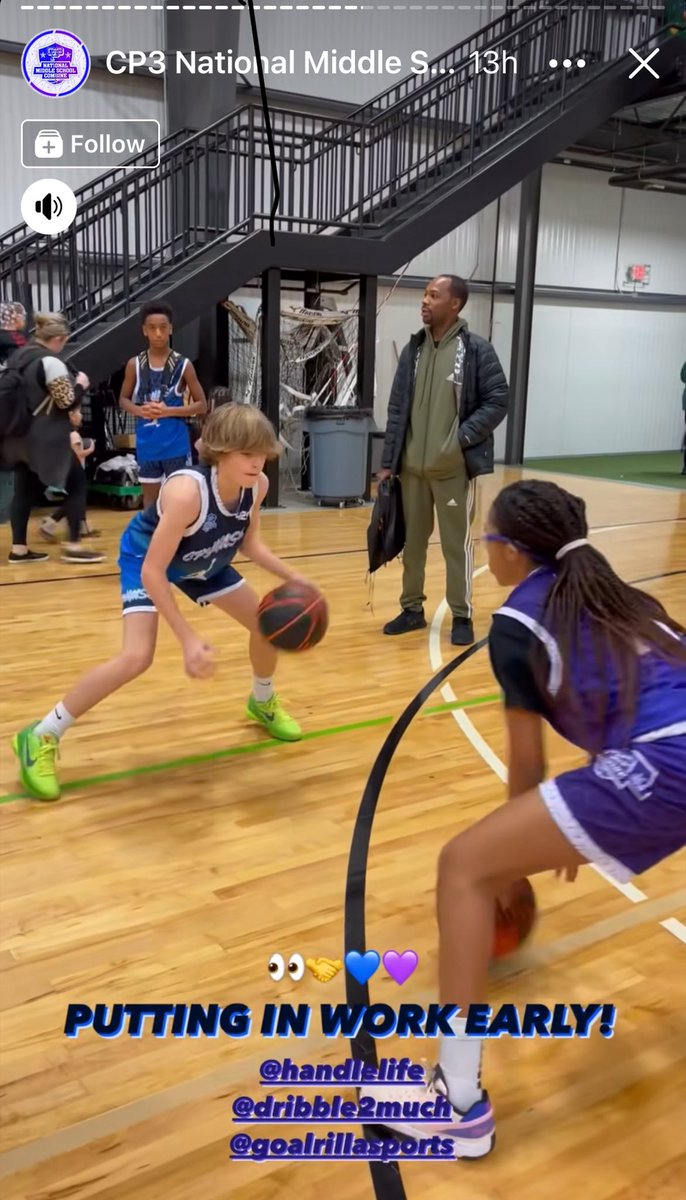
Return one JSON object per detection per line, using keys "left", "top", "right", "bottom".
{"left": 524, "top": 451, "right": 685, "bottom": 490}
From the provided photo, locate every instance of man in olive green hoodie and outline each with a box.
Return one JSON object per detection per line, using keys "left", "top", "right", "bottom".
{"left": 379, "top": 276, "right": 508, "bottom": 644}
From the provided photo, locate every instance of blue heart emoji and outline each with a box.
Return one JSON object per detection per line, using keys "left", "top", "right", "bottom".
{"left": 345, "top": 950, "right": 380, "bottom": 985}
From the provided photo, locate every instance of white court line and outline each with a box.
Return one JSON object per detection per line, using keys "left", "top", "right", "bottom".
{"left": 660, "top": 918, "right": 686, "bottom": 944}
{"left": 429, "top": 550, "right": 651, "bottom": 906}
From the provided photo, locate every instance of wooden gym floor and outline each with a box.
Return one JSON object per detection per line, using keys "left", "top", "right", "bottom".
{"left": 1, "top": 465, "right": 685, "bottom": 1200}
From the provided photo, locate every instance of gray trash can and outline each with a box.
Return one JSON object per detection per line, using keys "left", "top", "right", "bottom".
{"left": 303, "top": 407, "right": 376, "bottom": 505}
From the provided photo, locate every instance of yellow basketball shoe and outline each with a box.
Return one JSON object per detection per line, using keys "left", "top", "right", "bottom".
{"left": 12, "top": 722, "right": 61, "bottom": 801}
{"left": 246, "top": 694, "right": 302, "bottom": 742}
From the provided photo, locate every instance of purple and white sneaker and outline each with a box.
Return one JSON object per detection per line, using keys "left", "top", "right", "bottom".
{"left": 358, "top": 1064, "right": 495, "bottom": 1159}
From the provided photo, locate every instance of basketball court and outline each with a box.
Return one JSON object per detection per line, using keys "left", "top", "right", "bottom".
{"left": 1, "top": 466, "right": 684, "bottom": 1199}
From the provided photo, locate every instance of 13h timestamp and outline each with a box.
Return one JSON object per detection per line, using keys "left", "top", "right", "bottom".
{"left": 471, "top": 49, "right": 519, "bottom": 74}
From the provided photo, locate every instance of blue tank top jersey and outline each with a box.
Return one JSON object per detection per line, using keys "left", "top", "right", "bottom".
{"left": 492, "top": 567, "right": 686, "bottom": 752}
{"left": 121, "top": 466, "right": 255, "bottom": 582}
{"left": 133, "top": 353, "right": 191, "bottom": 461}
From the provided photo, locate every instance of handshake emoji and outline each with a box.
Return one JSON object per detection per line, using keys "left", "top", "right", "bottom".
{"left": 306, "top": 957, "right": 344, "bottom": 984}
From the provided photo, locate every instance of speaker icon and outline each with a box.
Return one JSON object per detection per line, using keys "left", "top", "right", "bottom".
{"left": 35, "top": 192, "right": 63, "bottom": 220}
{"left": 21, "top": 178, "right": 76, "bottom": 234}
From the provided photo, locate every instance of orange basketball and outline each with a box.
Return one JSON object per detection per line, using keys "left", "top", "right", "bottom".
{"left": 492, "top": 878, "right": 537, "bottom": 960}
{"left": 257, "top": 581, "right": 329, "bottom": 652}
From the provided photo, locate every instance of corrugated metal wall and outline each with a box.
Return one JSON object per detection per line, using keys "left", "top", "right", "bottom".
{"left": 1, "top": 6, "right": 163, "bottom": 54}
{"left": 237, "top": 4, "right": 485, "bottom": 104}
{"left": 234, "top": 158, "right": 686, "bottom": 459}
{"left": 407, "top": 165, "right": 686, "bottom": 296}
{"left": 383, "top": 165, "right": 686, "bottom": 458}
{"left": 500, "top": 166, "right": 686, "bottom": 294}
{"left": 521, "top": 302, "right": 686, "bottom": 458}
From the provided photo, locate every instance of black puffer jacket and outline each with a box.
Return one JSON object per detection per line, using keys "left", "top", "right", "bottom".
{"left": 381, "top": 326, "right": 509, "bottom": 479}
{"left": 1, "top": 345, "right": 84, "bottom": 488}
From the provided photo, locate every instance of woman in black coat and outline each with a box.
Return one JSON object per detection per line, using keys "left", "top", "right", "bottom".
{"left": 0, "top": 302, "right": 28, "bottom": 525}
{"left": 4, "top": 312, "right": 103, "bottom": 564}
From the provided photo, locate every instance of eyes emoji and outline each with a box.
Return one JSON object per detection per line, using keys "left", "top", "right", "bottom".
{"left": 267, "top": 953, "right": 305, "bottom": 982}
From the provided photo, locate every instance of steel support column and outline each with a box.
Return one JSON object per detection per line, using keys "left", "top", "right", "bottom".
{"left": 164, "top": 9, "right": 239, "bottom": 133}
{"left": 357, "top": 275, "right": 378, "bottom": 409}
{"left": 195, "top": 302, "right": 229, "bottom": 396}
{"left": 505, "top": 168, "right": 542, "bottom": 464}
{"left": 261, "top": 268, "right": 281, "bottom": 507}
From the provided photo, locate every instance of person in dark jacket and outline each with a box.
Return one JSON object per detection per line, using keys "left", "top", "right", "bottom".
{"left": 3, "top": 311, "right": 89, "bottom": 495}
{"left": 378, "top": 275, "right": 508, "bottom": 644}
{"left": 5, "top": 312, "right": 102, "bottom": 564}
{"left": 0, "top": 301, "right": 28, "bottom": 365}
{"left": 0, "top": 302, "right": 28, "bottom": 525}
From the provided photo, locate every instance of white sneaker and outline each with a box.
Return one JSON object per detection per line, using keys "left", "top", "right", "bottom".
{"left": 39, "top": 517, "right": 61, "bottom": 543}
{"left": 358, "top": 1064, "right": 495, "bottom": 1159}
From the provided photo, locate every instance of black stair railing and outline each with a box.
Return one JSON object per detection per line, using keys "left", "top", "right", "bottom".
{"left": 349, "top": 0, "right": 667, "bottom": 122}
{"left": 0, "top": 0, "right": 675, "bottom": 336}
{"left": 0, "top": 127, "right": 194, "bottom": 254}
{"left": 2, "top": 105, "right": 352, "bottom": 331}
{"left": 348, "top": 1, "right": 523, "bottom": 123}
{"left": 322, "top": 0, "right": 666, "bottom": 226}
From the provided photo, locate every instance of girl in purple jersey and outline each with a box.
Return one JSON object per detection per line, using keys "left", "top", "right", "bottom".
{"left": 360, "top": 479, "right": 686, "bottom": 1158}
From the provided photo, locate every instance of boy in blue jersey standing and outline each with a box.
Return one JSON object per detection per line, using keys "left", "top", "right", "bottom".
{"left": 13, "top": 405, "right": 315, "bottom": 801}
{"left": 119, "top": 301, "right": 207, "bottom": 508}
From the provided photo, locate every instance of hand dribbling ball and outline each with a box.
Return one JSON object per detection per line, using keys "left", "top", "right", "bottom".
{"left": 258, "top": 581, "right": 329, "bottom": 652}
{"left": 492, "top": 877, "right": 537, "bottom": 960}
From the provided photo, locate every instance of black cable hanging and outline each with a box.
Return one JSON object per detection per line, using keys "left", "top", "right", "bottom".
{"left": 238, "top": 0, "right": 281, "bottom": 246}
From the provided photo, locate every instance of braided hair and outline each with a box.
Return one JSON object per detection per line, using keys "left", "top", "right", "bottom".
{"left": 490, "top": 480, "right": 686, "bottom": 743}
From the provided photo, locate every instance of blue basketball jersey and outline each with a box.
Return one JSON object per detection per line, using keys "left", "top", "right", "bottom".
{"left": 494, "top": 568, "right": 686, "bottom": 751}
{"left": 120, "top": 465, "right": 255, "bottom": 583}
{"left": 133, "top": 352, "right": 191, "bottom": 461}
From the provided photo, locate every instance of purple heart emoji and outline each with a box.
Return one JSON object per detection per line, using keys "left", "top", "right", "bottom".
{"left": 382, "top": 949, "right": 418, "bottom": 985}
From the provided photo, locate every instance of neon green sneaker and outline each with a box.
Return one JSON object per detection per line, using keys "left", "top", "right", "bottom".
{"left": 246, "top": 694, "right": 302, "bottom": 742}
{"left": 12, "top": 722, "right": 60, "bottom": 801}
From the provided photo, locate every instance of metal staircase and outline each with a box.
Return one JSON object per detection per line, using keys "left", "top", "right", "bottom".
{"left": 1, "top": 0, "right": 683, "bottom": 380}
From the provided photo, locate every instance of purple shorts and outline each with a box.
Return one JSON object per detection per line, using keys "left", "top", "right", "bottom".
{"left": 540, "top": 734, "right": 686, "bottom": 881}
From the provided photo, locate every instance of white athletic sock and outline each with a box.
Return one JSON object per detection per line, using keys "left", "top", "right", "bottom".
{"left": 252, "top": 677, "right": 274, "bottom": 703}
{"left": 36, "top": 703, "right": 75, "bottom": 741}
{"left": 439, "top": 1014, "right": 484, "bottom": 1112}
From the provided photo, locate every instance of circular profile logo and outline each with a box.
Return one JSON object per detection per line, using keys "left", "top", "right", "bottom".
{"left": 22, "top": 30, "right": 90, "bottom": 98}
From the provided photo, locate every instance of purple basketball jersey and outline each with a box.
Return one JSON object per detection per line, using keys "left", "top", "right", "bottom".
{"left": 496, "top": 568, "right": 686, "bottom": 753}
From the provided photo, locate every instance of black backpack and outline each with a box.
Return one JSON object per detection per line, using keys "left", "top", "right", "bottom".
{"left": 0, "top": 344, "right": 46, "bottom": 441}
{"left": 367, "top": 476, "right": 405, "bottom": 574}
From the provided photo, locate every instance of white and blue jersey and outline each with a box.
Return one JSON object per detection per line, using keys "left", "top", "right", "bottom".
{"left": 119, "top": 465, "right": 255, "bottom": 613}
{"left": 489, "top": 568, "right": 686, "bottom": 883}
{"left": 133, "top": 352, "right": 191, "bottom": 475}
